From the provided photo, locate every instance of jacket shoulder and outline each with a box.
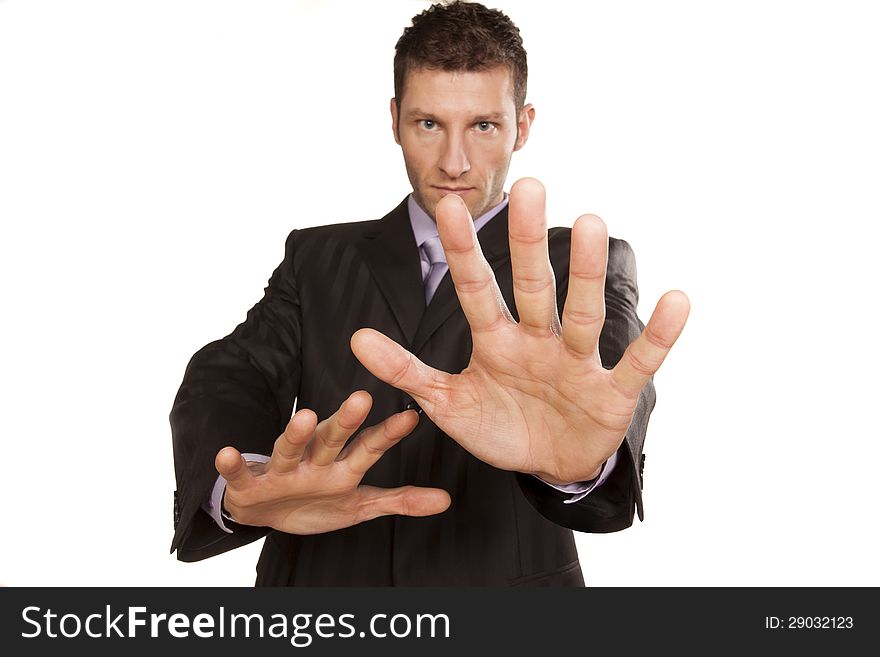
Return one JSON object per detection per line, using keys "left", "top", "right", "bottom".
{"left": 292, "top": 197, "right": 408, "bottom": 246}
{"left": 275, "top": 218, "right": 384, "bottom": 275}
{"left": 293, "top": 217, "right": 383, "bottom": 244}
{"left": 547, "top": 226, "right": 636, "bottom": 269}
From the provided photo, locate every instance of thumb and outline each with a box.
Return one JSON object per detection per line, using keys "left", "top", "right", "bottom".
{"left": 350, "top": 328, "right": 448, "bottom": 407}
{"left": 355, "top": 485, "right": 451, "bottom": 523}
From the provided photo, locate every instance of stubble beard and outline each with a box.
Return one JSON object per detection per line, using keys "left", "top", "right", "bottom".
{"left": 410, "top": 179, "right": 506, "bottom": 224}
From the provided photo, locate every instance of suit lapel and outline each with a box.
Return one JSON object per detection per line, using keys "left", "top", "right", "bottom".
{"left": 411, "top": 205, "right": 512, "bottom": 355}
{"left": 358, "top": 198, "right": 426, "bottom": 348}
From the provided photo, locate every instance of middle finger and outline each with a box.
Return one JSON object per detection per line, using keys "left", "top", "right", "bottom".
{"left": 307, "top": 390, "right": 373, "bottom": 466}
{"left": 508, "top": 178, "right": 559, "bottom": 333}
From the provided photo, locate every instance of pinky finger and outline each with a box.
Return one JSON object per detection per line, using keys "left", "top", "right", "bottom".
{"left": 215, "top": 446, "right": 256, "bottom": 491}
{"left": 611, "top": 290, "right": 690, "bottom": 397}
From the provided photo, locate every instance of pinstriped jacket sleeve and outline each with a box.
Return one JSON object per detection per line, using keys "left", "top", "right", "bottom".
{"left": 169, "top": 229, "right": 303, "bottom": 562}
{"left": 516, "top": 235, "right": 655, "bottom": 533}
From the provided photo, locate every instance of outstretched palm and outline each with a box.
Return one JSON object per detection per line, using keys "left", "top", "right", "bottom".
{"left": 351, "top": 178, "right": 690, "bottom": 485}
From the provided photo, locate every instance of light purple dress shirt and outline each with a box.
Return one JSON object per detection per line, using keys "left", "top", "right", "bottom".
{"left": 204, "top": 194, "right": 617, "bottom": 532}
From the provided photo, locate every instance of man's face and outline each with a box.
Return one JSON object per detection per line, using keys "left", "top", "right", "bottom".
{"left": 391, "top": 65, "right": 534, "bottom": 221}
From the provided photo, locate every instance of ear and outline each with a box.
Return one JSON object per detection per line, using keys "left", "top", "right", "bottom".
{"left": 390, "top": 97, "right": 401, "bottom": 145}
{"left": 513, "top": 103, "right": 535, "bottom": 152}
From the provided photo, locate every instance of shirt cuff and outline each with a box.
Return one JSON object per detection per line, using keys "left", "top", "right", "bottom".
{"left": 201, "top": 452, "right": 271, "bottom": 533}
{"left": 534, "top": 451, "right": 619, "bottom": 505}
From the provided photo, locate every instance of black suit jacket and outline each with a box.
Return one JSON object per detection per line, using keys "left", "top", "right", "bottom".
{"left": 170, "top": 198, "right": 655, "bottom": 586}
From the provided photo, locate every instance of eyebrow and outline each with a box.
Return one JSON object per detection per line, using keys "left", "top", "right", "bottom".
{"left": 405, "top": 108, "right": 509, "bottom": 122}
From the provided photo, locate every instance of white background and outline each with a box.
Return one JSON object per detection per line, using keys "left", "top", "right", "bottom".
{"left": 1, "top": 0, "right": 878, "bottom": 587}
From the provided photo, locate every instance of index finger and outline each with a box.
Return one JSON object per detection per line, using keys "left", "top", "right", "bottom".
{"left": 338, "top": 409, "right": 420, "bottom": 477}
{"left": 436, "top": 193, "right": 513, "bottom": 333}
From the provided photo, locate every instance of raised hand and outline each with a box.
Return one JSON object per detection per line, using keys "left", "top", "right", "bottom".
{"left": 350, "top": 178, "right": 690, "bottom": 485}
{"left": 215, "top": 391, "right": 451, "bottom": 534}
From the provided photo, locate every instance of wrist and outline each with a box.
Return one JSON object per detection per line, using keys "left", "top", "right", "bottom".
{"left": 535, "top": 462, "right": 603, "bottom": 487}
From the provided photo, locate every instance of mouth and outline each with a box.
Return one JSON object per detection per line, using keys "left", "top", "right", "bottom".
{"left": 432, "top": 186, "right": 474, "bottom": 196}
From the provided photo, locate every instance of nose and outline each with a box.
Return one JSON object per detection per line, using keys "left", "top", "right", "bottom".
{"left": 438, "top": 133, "right": 471, "bottom": 179}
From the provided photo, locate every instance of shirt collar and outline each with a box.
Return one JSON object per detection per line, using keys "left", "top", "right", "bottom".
{"left": 408, "top": 193, "right": 509, "bottom": 248}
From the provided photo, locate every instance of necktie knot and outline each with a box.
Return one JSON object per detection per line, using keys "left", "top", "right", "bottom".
{"left": 421, "top": 235, "right": 445, "bottom": 266}
{"left": 420, "top": 234, "right": 447, "bottom": 305}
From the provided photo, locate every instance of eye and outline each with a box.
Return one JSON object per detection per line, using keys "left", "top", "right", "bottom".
{"left": 475, "top": 121, "right": 495, "bottom": 133}
{"left": 420, "top": 119, "right": 437, "bottom": 130}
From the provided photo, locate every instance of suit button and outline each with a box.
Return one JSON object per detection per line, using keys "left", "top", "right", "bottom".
{"left": 173, "top": 490, "right": 180, "bottom": 528}
{"left": 404, "top": 399, "right": 423, "bottom": 414}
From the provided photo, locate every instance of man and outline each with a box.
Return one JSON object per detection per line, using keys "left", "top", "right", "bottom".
{"left": 170, "top": 1, "right": 689, "bottom": 586}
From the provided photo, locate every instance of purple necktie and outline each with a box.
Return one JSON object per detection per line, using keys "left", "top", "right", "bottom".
{"left": 420, "top": 235, "right": 448, "bottom": 305}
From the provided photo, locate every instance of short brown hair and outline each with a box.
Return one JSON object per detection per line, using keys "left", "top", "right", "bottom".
{"left": 394, "top": 1, "right": 528, "bottom": 111}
